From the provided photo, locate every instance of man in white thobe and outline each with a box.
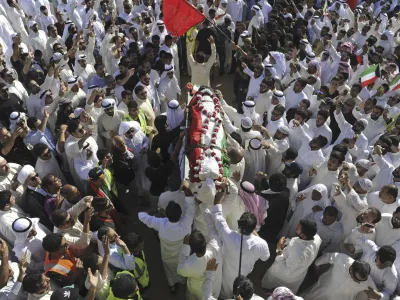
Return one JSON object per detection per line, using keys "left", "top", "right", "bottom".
{"left": 300, "top": 253, "right": 376, "bottom": 300}
{"left": 345, "top": 236, "right": 398, "bottom": 300}
{"left": 305, "top": 109, "right": 332, "bottom": 147}
{"left": 139, "top": 182, "right": 195, "bottom": 290}
{"left": 212, "top": 179, "right": 269, "bottom": 299}
{"left": 28, "top": 21, "right": 49, "bottom": 63}
{"left": 306, "top": 206, "right": 343, "bottom": 254}
{"left": 375, "top": 208, "right": 400, "bottom": 247}
{"left": 0, "top": 157, "right": 23, "bottom": 207}
{"left": 222, "top": 99, "right": 263, "bottom": 127}
{"left": 261, "top": 219, "right": 321, "bottom": 293}
{"left": 367, "top": 185, "right": 400, "bottom": 214}
{"left": 177, "top": 206, "right": 222, "bottom": 299}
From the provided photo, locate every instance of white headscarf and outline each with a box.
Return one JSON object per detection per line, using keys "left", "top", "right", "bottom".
{"left": 243, "top": 138, "right": 266, "bottom": 183}
{"left": 9, "top": 112, "right": 27, "bottom": 134}
{"left": 242, "top": 100, "right": 257, "bottom": 121}
{"left": 17, "top": 165, "right": 35, "bottom": 185}
{"left": 12, "top": 217, "right": 42, "bottom": 261}
{"left": 268, "top": 51, "right": 286, "bottom": 79}
{"left": 118, "top": 121, "right": 148, "bottom": 155}
{"left": 74, "top": 139, "right": 99, "bottom": 180}
{"left": 166, "top": 100, "right": 184, "bottom": 130}
{"left": 101, "top": 98, "right": 116, "bottom": 115}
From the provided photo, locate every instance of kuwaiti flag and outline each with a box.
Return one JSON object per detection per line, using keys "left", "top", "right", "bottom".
{"left": 389, "top": 73, "right": 400, "bottom": 92}
{"left": 361, "top": 64, "right": 380, "bottom": 87}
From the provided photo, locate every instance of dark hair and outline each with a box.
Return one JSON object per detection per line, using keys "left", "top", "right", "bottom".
{"left": 296, "top": 77, "right": 308, "bottom": 88}
{"left": 121, "top": 90, "right": 132, "bottom": 99}
{"left": 230, "top": 132, "right": 242, "bottom": 145}
{"left": 154, "top": 115, "right": 168, "bottom": 132}
{"left": 317, "top": 109, "right": 329, "bottom": 120}
{"left": 27, "top": 116, "right": 38, "bottom": 130}
{"left": 268, "top": 173, "right": 287, "bottom": 192}
{"left": 111, "top": 274, "right": 137, "bottom": 298}
{"left": 97, "top": 148, "right": 111, "bottom": 162}
{"left": 368, "top": 208, "right": 382, "bottom": 223}
{"left": 33, "top": 143, "right": 48, "bottom": 157}
{"left": 138, "top": 69, "right": 148, "bottom": 78}
{"left": 134, "top": 85, "right": 145, "bottom": 95}
{"left": 67, "top": 119, "right": 80, "bottom": 134}
{"left": 332, "top": 144, "right": 348, "bottom": 156}
{"left": 97, "top": 226, "right": 111, "bottom": 241}
{"left": 232, "top": 276, "right": 254, "bottom": 300}
{"left": 352, "top": 260, "right": 371, "bottom": 280}
{"left": 166, "top": 201, "right": 182, "bottom": 223}
{"left": 315, "top": 135, "right": 328, "bottom": 148}
{"left": 121, "top": 232, "right": 143, "bottom": 252}
{"left": 274, "top": 104, "right": 285, "bottom": 115}
{"left": 42, "top": 233, "right": 64, "bottom": 252}
{"left": 324, "top": 206, "right": 338, "bottom": 218}
{"left": 299, "top": 219, "right": 318, "bottom": 240}
{"left": 385, "top": 185, "right": 398, "bottom": 199}
{"left": 147, "top": 151, "right": 162, "bottom": 168}
{"left": 0, "top": 190, "right": 12, "bottom": 210}
{"left": 295, "top": 108, "right": 308, "bottom": 120}
{"left": 189, "top": 230, "right": 206, "bottom": 254}
{"left": 239, "top": 212, "right": 257, "bottom": 235}
{"left": 377, "top": 245, "right": 396, "bottom": 265}
{"left": 395, "top": 206, "right": 400, "bottom": 215}
{"left": 22, "top": 273, "right": 43, "bottom": 294}
{"left": 329, "top": 151, "right": 345, "bottom": 164}
{"left": 42, "top": 174, "right": 56, "bottom": 191}
{"left": 390, "top": 136, "right": 399, "bottom": 147}
{"left": 283, "top": 148, "right": 298, "bottom": 160}
{"left": 127, "top": 101, "right": 139, "bottom": 110}
{"left": 83, "top": 253, "right": 100, "bottom": 271}
{"left": 51, "top": 209, "right": 68, "bottom": 227}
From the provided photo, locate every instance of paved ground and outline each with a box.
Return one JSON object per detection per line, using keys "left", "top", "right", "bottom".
{"left": 124, "top": 72, "right": 317, "bottom": 299}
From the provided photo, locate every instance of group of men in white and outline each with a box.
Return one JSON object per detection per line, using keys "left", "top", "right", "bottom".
{"left": 0, "top": 0, "right": 400, "bottom": 298}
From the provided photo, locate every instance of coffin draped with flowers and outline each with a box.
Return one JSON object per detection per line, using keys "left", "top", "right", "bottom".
{"left": 188, "top": 90, "right": 230, "bottom": 190}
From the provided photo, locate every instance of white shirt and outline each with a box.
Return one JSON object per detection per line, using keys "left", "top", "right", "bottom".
{"left": 306, "top": 211, "right": 343, "bottom": 254}
{"left": 305, "top": 119, "right": 332, "bottom": 148}
{"left": 367, "top": 192, "right": 400, "bottom": 214}
{"left": 284, "top": 87, "right": 307, "bottom": 111}
{"left": 375, "top": 213, "right": 400, "bottom": 247}
{"left": 243, "top": 67, "right": 265, "bottom": 100}
{"left": 212, "top": 204, "right": 270, "bottom": 298}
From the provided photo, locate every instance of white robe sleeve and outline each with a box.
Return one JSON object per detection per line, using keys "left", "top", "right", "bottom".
{"left": 345, "top": 189, "right": 368, "bottom": 212}
{"left": 176, "top": 244, "right": 192, "bottom": 277}
{"left": 314, "top": 252, "right": 341, "bottom": 266}
{"left": 203, "top": 271, "right": 217, "bottom": 300}
{"left": 138, "top": 212, "right": 163, "bottom": 232}
{"left": 204, "top": 207, "right": 222, "bottom": 258}
{"left": 179, "top": 196, "right": 195, "bottom": 232}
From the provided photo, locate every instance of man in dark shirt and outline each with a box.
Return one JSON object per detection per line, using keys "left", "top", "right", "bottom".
{"left": 0, "top": 83, "right": 25, "bottom": 127}
{"left": 216, "top": 16, "right": 233, "bottom": 75}
{"left": 195, "top": 19, "right": 217, "bottom": 56}
{"left": 0, "top": 127, "right": 36, "bottom": 166}
{"left": 115, "top": 61, "right": 137, "bottom": 91}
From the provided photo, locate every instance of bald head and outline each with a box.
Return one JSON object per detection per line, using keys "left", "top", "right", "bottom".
{"left": 228, "top": 148, "right": 244, "bottom": 164}
{"left": 61, "top": 184, "right": 81, "bottom": 204}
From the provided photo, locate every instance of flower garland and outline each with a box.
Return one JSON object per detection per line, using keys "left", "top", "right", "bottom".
{"left": 192, "top": 95, "right": 224, "bottom": 191}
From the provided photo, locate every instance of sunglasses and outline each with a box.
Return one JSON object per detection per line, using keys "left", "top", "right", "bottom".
{"left": 126, "top": 129, "right": 135, "bottom": 134}
{"left": 30, "top": 173, "right": 39, "bottom": 181}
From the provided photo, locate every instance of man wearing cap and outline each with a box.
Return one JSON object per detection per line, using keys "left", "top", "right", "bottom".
{"left": 65, "top": 76, "right": 87, "bottom": 108}
{"left": 28, "top": 21, "right": 49, "bottom": 64}
{"left": 238, "top": 116, "right": 262, "bottom": 148}
{"left": 98, "top": 98, "right": 124, "bottom": 148}
{"left": 368, "top": 185, "right": 400, "bottom": 215}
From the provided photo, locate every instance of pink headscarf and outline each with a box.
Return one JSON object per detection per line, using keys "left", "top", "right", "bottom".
{"left": 272, "top": 287, "right": 296, "bottom": 300}
{"left": 239, "top": 181, "right": 267, "bottom": 226}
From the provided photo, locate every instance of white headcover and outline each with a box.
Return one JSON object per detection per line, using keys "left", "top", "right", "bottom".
{"left": 12, "top": 217, "right": 39, "bottom": 261}
{"left": 17, "top": 165, "right": 35, "bottom": 185}
{"left": 166, "top": 100, "right": 184, "bottom": 129}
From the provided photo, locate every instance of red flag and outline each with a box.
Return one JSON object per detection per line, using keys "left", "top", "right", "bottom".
{"left": 346, "top": 0, "right": 357, "bottom": 10}
{"left": 163, "top": 0, "right": 205, "bottom": 37}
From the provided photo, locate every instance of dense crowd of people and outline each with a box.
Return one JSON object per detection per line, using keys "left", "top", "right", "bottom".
{"left": 0, "top": 0, "right": 400, "bottom": 298}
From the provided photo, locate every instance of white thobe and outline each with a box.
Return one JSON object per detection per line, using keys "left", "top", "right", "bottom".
{"left": 288, "top": 121, "right": 310, "bottom": 151}
{"left": 367, "top": 192, "right": 400, "bottom": 214}
{"left": 362, "top": 117, "right": 386, "bottom": 143}
{"left": 284, "top": 87, "right": 307, "bottom": 111}
{"left": 65, "top": 89, "right": 87, "bottom": 108}
{"left": 28, "top": 30, "right": 49, "bottom": 63}
{"left": 177, "top": 208, "right": 222, "bottom": 300}
{"left": 97, "top": 111, "right": 124, "bottom": 148}
{"left": 243, "top": 67, "right": 265, "bottom": 100}
{"left": 0, "top": 163, "right": 24, "bottom": 207}
{"left": 187, "top": 43, "right": 216, "bottom": 87}
{"left": 158, "top": 77, "right": 181, "bottom": 112}
{"left": 300, "top": 253, "right": 376, "bottom": 300}
{"left": 139, "top": 196, "right": 195, "bottom": 286}
{"left": 158, "top": 190, "right": 185, "bottom": 211}
{"left": 243, "top": 147, "right": 266, "bottom": 184}
{"left": 35, "top": 156, "right": 67, "bottom": 184}
{"left": 239, "top": 130, "right": 262, "bottom": 149}
{"left": 262, "top": 235, "right": 321, "bottom": 293}
{"left": 264, "top": 138, "right": 289, "bottom": 175}
{"left": 306, "top": 211, "right": 343, "bottom": 254}
{"left": 334, "top": 189, "right": 368, "bottom": 241}
{"left": 255, "top": 90, "right": 272, "bottom": 115}
{"left": 305, "top": 119, "right": 332, "bottom": 148}
{"left": 307, "top": 160, "right": 339, "bottom": 194}
{"left": 221, "top": 100, "right": 263, "bottom": 127}
{"left": 6, "top": 7, "right": 29, "bottom": 44}
{"left": 375, "top": 214, "right": 400, "bottom": 247}
{"left": 227, "top": 0, "right": 244, "bottom": 23}
{"left": 343, "top": 226, "right": 376, "bottom": 257}
{"left": 212, "top": 204, "right": 270, "bottom": 298}
{"left": 74, "top": 64, "right": 96, "bottom": 87}
{"left": 8, "top": 81, "right": 29, "bottom": 109}
{"left": 333, "top": 111, "right": 368, "bottom": 150}
{"left": 356, "top": 237, "right": 398, "bottom": 300}
{"left": 0, "top": 261, "right": 24, "bottom": 300}
{"left": 371, "top": 154, "right": 396, "bottom": 192}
